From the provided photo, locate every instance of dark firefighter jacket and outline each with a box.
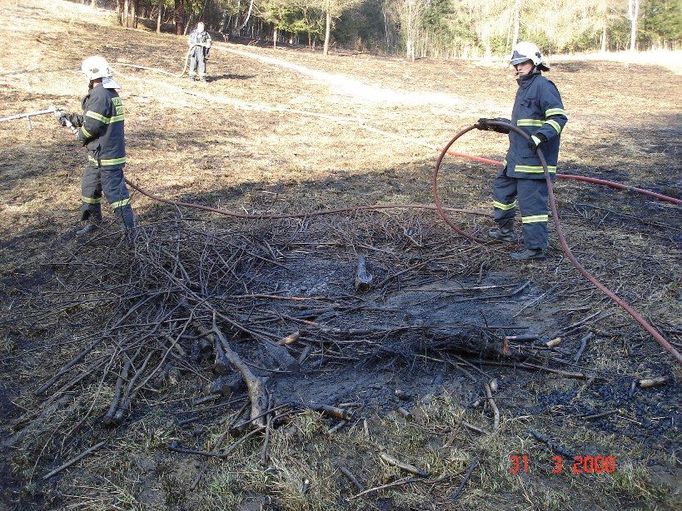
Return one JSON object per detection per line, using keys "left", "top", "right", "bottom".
{"left": 504, "top": 72, "right": 567, "bottom": 179}
{"left": 69, "top": 85, "right": 125, "bottom": 167}
{"left": 189, "top": 29, "right": 212, "bottom": 58}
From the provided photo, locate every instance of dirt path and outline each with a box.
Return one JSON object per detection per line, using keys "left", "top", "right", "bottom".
{"left": 220, "top": 46, "right": 468, "bottom": 107}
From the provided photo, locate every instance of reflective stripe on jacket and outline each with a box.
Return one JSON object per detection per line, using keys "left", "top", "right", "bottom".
{"left": 505, "top": 72, "right": 567, "bottom": 179}
{"left": 76, "top": 85, "right": 126, "bottom": 167}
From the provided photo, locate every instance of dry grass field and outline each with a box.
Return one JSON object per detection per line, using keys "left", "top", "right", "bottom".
{"left": 1, "top": 1, "right": 681, "bottom": 510}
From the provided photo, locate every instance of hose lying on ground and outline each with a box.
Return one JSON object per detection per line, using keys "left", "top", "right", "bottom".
{"left": 433, "top": 122, "right": 682, "bottom": 365}
{"left": 124, "top": 178, "right": 489, "bottom": 220}
{"left": 444, "top": 150, "right": 681, "bottom": 206}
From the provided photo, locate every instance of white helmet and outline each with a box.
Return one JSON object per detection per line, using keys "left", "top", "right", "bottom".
{"left": 197, "top": 22, "right": 205, "bottom": 32}
{"left": 510, "top": 42, "right": 549, "bottom": 71}
{"left": 81, "top": 55, "right": 113, "bottom": 81}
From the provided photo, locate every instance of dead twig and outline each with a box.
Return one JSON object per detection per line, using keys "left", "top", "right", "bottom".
{"left": 43, "top": 441, "right": 106, "bottom": 480}
{"left": 484, "top": 382, "right": 500, "bottom": 431}
{"left": 450, "top": 459, "right": 479, "bottom": 502}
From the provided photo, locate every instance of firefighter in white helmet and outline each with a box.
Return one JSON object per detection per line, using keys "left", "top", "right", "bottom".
{"left": 477, "top": 42, "right": 567, "bottom": 260}
{"left": 58, "top": 55, "right": 135, "bottom": 235}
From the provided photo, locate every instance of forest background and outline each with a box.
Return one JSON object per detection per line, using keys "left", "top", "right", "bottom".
{"left": 77, "top": 0, "right": 681, "bottom": 60}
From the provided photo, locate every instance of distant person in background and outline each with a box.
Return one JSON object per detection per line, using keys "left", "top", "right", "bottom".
{"left": 188, "top": 22, "right": 212, "bottom": 82}
{"left": 477, "top": 41, "right": 568, "bottom": 261}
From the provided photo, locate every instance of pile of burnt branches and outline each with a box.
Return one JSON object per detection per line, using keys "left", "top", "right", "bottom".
{"left": 5, "top": 212, "right": 588, "bottom": 459}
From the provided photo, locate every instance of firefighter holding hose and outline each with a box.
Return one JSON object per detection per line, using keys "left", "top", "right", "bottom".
{"left": 477, "top": 42, "right": 567, "bottom": 260}
{"left": 57, "top": 55, "right": 135, "bottom": 235}
{"left": 188, "top": 22, "right": 212, "bottom": 82}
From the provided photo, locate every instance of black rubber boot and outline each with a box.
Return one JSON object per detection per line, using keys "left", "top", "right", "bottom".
{"left": 488, "top": 220, "right": 517, "bottom": 243}
{"left": 76, "top": 223, "right": 98, "bottom": 236}
{"left": 510, "top": 248, "right": 546, "bottom": 261}
{"left": 115, "top": 205, "right": 136, "bottom": 230}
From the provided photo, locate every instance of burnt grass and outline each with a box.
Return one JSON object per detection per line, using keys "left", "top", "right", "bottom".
{"left": 1, "top": 2, "right": 682, "bottom": 510}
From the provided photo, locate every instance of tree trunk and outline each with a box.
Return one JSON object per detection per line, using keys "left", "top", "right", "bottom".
{"left": 628, "top": 0, "right": 639, "bottom": 51}
{"left": 123, "top": 0, "right": 129, "bottom": 27}
{"left": 156, "top": 3, "right": 162, "bottom": 33}
{"left": 600, "top": 23, "right": 607, "bottom": 52}
{"left": 323, "top": 10, "right": 331, "bottom": 56}
{"left": 273, "top": 26, "right": 278, "bottom": 49}
{"left": 131, "top": 0, "right": 137, "bottom": 28}
{"left": 235, "top": 0, "right": 255, "bottom": 35}
{"left": 115, "top": 0, "right": 122, "bottom": 25}
{"left": 382, "top": 5, "right": 390, "bottom": 52}
{"left": 174, "top": 0, "right": 185, "bottom": 35}
{"left": 512, "top": 0, "right": 520, "bottom": 47}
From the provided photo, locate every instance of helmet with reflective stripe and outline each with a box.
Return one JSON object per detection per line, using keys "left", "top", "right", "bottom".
{"left": 510, "top": 42, "right": 549, "bottom": 71}
{"left": 81, "top": 55, "right": 113, "bottom": 81}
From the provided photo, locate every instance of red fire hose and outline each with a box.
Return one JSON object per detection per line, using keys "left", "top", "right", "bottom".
{"left": 444, "top": 151, "right": 681, "bottom": 206}
{"left": 433, "top": 122, "right": 682, "bottom": 365}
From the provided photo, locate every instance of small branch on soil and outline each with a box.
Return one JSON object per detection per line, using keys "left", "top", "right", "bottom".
{"left": 450, "top": 459, "right": 479, "bottom": 502}
{"left": 528, "top": 429, "right": 574, "bottom": 458}
{"left": 484, "top": 382, "right": 500, "bottom": 431}
{"left": 206, "top": 314, "right": 269, "bottom": 427}
{"left": 339, "top": 466, "right": 365, "bottom": 492}
{"left": 169, "top": 425, "right": 265, "bottom": 458}
{"left": 639, "top": 376, "right": 669, "bottom": 388}
{"left": 573, "top": 332, "right": 593, "bottom": 362}
{"left": 43, "top": 441, "right": 106, "bottom": 480}
{"left": 379, "top": 452, "right": 428, "bottom": 477}
{"left": 350, "top": 476, "right": 420, "bottom": 499}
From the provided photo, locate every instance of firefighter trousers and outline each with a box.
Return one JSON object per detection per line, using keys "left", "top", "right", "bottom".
{"left": 81, "top": 164, "right": 135, "bottom": 228}
{"left": 189, "top": 47, "right": 206, "bottom": 78}
{"left": 493, "top": 168, "right": 549, "bottom": 250}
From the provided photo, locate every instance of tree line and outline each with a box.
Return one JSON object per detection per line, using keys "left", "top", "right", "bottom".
{"left": 83, "top": 0, "right": 681, "bottom": 59}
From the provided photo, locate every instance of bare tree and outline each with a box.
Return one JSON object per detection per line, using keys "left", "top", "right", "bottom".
{"left": 174, "top": 0, "right": 185, "bottom": 35}
{"left": 628, "top": 0, "right": 639, "bottom": 51}
{"left": 314, "top": 0, "right": 361, "bottom": 56}
{"left": 386, "top": 0, "right": 429, "bottom": 61}
{"left": 511, "top": 0, "right": 520, "bottom": 47}
{"left": 156, "top": 0, "right": 164, "bottom": 33}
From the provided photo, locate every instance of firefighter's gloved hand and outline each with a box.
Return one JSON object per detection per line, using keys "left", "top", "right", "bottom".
{"left": 57, "top": 113, "right": 69, "bottom": 127}
{"left": 528, "top": 133, "right": 547, "bottom": 152}
{"left": 476, "top": 118, "right": 511, "bottom": 134}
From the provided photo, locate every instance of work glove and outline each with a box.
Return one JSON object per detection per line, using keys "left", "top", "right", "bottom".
{"left": 476, "top": 118, "right": 511, "bottom": 134}
{"left": 57, "top": 113, "right": 69, "bottom": 127}
{"left": 528, "top": 133, "right": 547, "bottom": 152}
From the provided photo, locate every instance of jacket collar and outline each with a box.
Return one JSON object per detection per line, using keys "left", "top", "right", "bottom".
{"left": 516, "top": 71, "right": 540, "bottom": 88}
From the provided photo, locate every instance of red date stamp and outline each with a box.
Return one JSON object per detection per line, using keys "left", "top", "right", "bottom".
{"left": 509, "top": 454, "right": 617, "bottom": 475}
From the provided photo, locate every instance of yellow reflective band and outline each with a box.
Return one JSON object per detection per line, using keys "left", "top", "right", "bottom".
{"left": 522, "top": 215, "right": 548, "bottom": 224}
{"left": 110, "top": 198, "right": 130, "bottom": 209}
{"left": 111, "top": 97, "right": 124, "bottom": 115}
{"left": 100, "top": 157, "right": 126, "bottom": 166}
{"left": 80, "top": 126, "right": 92, "bottom": 138}
{"left": 85, "top": 110, "right": 108, "bottom": 123}
{"left": 545, "top": 119, "right": 562, "bottom": 134}
{"left": 514, "top": 165, "right": 557, "bottom": 174}
{"left": 88, "top": 155, "right": 127, "bottom": 166}
{"left": 502, "top": 159, "right": 507, "bottom": 167}
{"left": 545, "top": 108, "right": 567, "bottom": 117}
{"left": 517, "top": 119, "right": 543, "bottom": 127}
{"left": 493, "top": 200, "right": 518, "bottom": 211}
{"left": 82, "top": 196, "right": 101, "bottom": 204}
{"left": 84, "top": 111, "right": 124, "bottom": 124}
